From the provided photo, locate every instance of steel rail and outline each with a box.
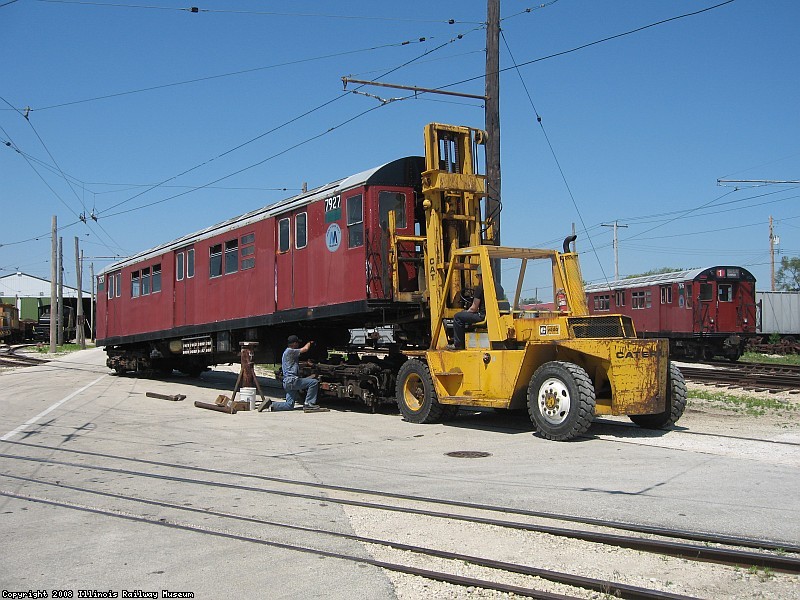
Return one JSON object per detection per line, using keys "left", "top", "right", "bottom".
{"left": 1, "top": 452, "right": 797, "bottom": 572}
{"left": 681, "top": 365, "right": 800, "bottom": 392}
{"left": 1, "top": 473, "right": 696, "bottom": 600}
{"left": 6, "top": 439, "right": 799, "bottom": 554}
{"left": 0, "top": 489, "right": 587, "bottom": 600}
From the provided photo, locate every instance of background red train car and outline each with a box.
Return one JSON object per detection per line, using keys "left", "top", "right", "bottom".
{"left": 585, "top": 266, "right": 757, "bottom": 361}
{"left": 97, "top": 157, "right": 426, "bottom": 375}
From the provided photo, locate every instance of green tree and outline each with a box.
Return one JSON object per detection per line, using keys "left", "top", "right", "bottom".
{"left": 776, "top": 256, "right": 800, "bottom": 291}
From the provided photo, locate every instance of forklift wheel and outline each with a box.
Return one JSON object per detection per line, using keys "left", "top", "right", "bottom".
{"left": 629, "top": 362, "right": 687, "bottom": 429}
{"left": 396, "top": 359, "right": 452, "bottom": 424}
{"left": 528, "top": 361, "right": 595, "bottom": 441}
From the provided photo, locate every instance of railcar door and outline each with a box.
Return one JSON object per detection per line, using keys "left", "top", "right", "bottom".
{"left": 173, "top": 247, "right": 195, "bottom": 328}
{"left": 694, "top": 280, "right": 715, "bottom": 333}
{"left": 275, "top": 216, "right": 294, "bottom": 310}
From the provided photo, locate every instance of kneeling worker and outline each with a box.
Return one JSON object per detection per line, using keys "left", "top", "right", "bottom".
{"left": 268, "top": 335, "right": 329, "bottom": 413}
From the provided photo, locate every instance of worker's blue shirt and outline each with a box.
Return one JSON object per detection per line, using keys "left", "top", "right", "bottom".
{"left": 281, "top": 347, "right": 301, "bottom": 383}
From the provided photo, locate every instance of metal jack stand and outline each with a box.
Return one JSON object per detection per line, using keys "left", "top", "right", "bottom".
{"left": 230, "top": 341, "right": 270, "bottom": 411}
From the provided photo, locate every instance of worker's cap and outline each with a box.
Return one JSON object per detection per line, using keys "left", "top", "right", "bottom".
{"left": 475, "top": 265, "right": 482, "bottom": 275}
{"left": 287, "top": 334, "right": 302, "bottom": 345}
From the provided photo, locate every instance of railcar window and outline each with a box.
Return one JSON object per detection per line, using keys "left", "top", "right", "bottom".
{"left": 225, "top": 239, "right": 239, "bottom": 274}
{"left": 718, "top": 284, "right": 733, "bottom": 302}
{"left": 187, "top": 249, "right": 195, "bottom": 278}
{"left": 278, "top": 218, "right": 290, "bottom": 252}
{"left": 115, "top": 273, "right": 121, "bottom": 297}
{"left": 131, "top": 271, "right": 140, "bottom": 298}
{"left": 378, "top": 191, "right": 406, "bottom": 229}
{"left": 107, "top": 275, "right": 114, "bottom": 299}
{"left": 210, "top": 244, "right": 223, "bottom": 278}
{"left": 152, "top": 264, "right": 161, "bottom": 293}
{"left": 241, "top": 234, "right": 255, "bottom": 270}
{"left": 699, "top": 283, "right": 713, "bottom": 301}
{"left": 176, "top": 252, "right": 185, "bottom": 281}
{"left": 685, "top": 284, "right": 692, "bottom": 308}
{"left": 296, "top": 213, "right": 307, "bottom": 249}
{"left": 615, "top": 290, "right": 625, "bottom": 307}
{"left": 632, "top": 291, "right": 651, "bottom": 309}
{"left": 97, "top": 276, "right": 104, "bottom": 293}
{"left": 660, "top": 285, "right": 672, "bottom": 304}
{"left": 347, "top": 194, "right": 363, "bottom": 248}
{"left": 142, "top": 267, "right": 151, "bottom": 295}
{"left": 593, "top": 294, "right": 610, "bottom": 311}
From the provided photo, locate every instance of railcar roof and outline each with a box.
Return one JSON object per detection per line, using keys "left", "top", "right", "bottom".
{"left": 100, "top": 156, "right": 424, "bottom": 275}
{"left": 584, "top": 266, "right": 756, "bottom": 293}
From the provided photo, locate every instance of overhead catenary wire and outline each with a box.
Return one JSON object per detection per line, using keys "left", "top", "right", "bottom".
{"left": 94, "top": 23, "right": 482, "bottom": 220}
{"left": 419, "top": 0, "right": 738, "bottom": 98}
{"left": 500, "top": 29, "right": 611, "bottom": 285}
{"left": 2, "top": 38, "right": 437, "bottom": 114}
{"left": 35, "top": 0, "right": 480, "bottom": 24}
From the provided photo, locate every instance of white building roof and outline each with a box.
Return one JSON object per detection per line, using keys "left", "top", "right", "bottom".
{"left": 0, "top": 272, "right": 90, "bottom": 298}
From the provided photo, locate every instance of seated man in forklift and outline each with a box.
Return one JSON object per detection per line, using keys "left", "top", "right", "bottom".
{"left": 448, "top": 267, "right": 485, "bottom": 350}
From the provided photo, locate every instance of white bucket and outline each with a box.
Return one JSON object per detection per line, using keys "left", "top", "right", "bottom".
{"left": 239, "top": 387, "right": 257, "bottom": 410}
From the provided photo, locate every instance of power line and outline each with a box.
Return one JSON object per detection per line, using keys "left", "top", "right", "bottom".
{"left": 36, "top": 0, "right": 480, "bottom": 23}
{"left": 3, "top": 38, "right": 435, "bottom": 113}
{"left": 430, "top": 1, "right": 738, "bottom": 96}
{"left": 95, "top": 22, "right": 481, "bottom": 218}
{"left": 101, "top": 103, "right": 390, "bottom": 219}
{"left": 500, "top": 29, "right": 610, "bottom": 282}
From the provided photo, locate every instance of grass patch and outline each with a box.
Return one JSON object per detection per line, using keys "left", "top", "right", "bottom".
{"left": 688, "top": 389, "right": 797, "bottom": 416}
{"left": 742, "top": 352, "right": 800, "bottom": 366}
{"left": 34, "top": 343, "right": 90, "bottom": 354}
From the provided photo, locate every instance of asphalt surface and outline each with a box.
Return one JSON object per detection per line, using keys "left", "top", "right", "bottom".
{"left": 1, "top": 348, "right": 799, "bottom": 598}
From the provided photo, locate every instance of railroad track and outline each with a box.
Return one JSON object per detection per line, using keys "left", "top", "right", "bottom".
{"left": 1, "top": 441, "right": 798, "bottom": 599}
{"left": 0, "top": 344, "right": 49, "bottom": 368}
{"left": 681, "top": 360, "right": 800, "bottom": 393}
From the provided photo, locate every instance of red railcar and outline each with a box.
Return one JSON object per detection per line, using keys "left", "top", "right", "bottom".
{"left": 97, "top": 157, "right": 427, "bottom": 375}
{"left": 585, "top": 266, "right": 757, "bottom": 360}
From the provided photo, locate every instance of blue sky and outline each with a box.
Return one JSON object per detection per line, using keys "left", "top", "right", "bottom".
{"left": 1, "top": 0, "right": 798, "bottom": 296}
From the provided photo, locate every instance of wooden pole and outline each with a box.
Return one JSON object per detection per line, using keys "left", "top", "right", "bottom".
{"left": 49, "top": 216, "right": 57, "bottom": 353}
{"left": 485, "top": 0, "right": 501, "bottom": 245}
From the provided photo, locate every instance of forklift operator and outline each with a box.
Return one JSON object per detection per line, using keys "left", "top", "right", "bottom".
{"left": 448, "top": 267, "right": 484, "bottom": 350}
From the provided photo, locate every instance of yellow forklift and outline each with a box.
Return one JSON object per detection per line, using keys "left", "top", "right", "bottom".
{"left": 390, "top": 123, "right": 686, "bottom": 440}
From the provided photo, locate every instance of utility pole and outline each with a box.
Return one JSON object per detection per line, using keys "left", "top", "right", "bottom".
{"left": 75, "top": 237, "right": 85, "bottom": 349}
{"left": 90, "top": 262, "right": 95, "bottom": 343}
{"left": 58, "top": 236, "right": 64, "bottom": 345}
{"left": 769, "top": 216, "right": 779, "bottom": 291}
{"left": 602, "top": 221, "right": 628, "bottom": 281}
{"left": 485, "top": 0, "right": 501, "bottom": 245}
{"left": 49, "top": 216, "right": 57, "bottom": 353}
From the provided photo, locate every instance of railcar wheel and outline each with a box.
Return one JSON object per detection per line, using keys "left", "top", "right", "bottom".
{"left": 395, "top": 359, "right": 451, "bottom": 423}
{"left": 528, "top": 361, "right": 595, "bottom": 441}
{"left": 630, "top": 362, "right": 687, "bottom": 429}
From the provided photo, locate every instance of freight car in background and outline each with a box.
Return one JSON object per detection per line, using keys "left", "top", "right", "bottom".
{"left": 751, "top": 291, "right": 800, "bottom": 353}
{"left": 585, "top": 266, "right": 757, "bottom": 361}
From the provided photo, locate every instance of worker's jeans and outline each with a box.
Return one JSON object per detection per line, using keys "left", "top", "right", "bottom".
{"left": 452, "top": 310, "right": 485, "bottom": 349}
{"left": 272, "top": 377, "right": 319, "bottom": 411}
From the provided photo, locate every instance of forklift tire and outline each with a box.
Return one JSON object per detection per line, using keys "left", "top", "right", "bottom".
{"left": 528, "top": 361, "right": 595, "bottom": 441}
{"left": 629, "top": 362, "right": 687, "bottom": 429}
{"left": 396, "top": 358, "right": 451, "bottom": 424}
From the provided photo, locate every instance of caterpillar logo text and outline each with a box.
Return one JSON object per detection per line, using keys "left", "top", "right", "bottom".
{"left": 616, "top": 350, "right": 652, "bottom": 359}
